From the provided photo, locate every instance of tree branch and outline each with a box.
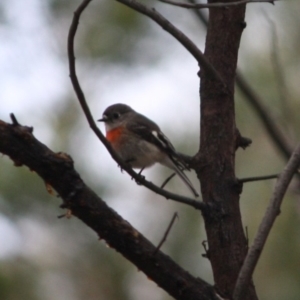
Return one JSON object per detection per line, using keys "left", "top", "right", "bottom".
{"left": 0, "top": 118, "right": 219, "bottom": 300}
{"left": 67, "top": 0, "right": 206, "bottom": 211}
{"left": 233, "top": 142, "right": 300, "bottom": 300}
{"left": 238, "top": 173, "right": 278, "bottom": 183}
{"left": 266, "top": 14, "right": 294, "bottom": 132}
{"left": 116, "top": 0, "right": 227, "bottom": 89}
{"left": 235, "top": 72, "right": 294, "bottom": 159}
{"left": 154, "top": 212, "right": 178, "bottom": 255}
{"left": 194, "top": 0, "right": 259, "bottom": 298}
{"left": 160, "top": 0, "right": 275, "bottom": 9}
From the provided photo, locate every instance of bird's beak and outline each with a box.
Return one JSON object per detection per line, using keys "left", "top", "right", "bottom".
{"left": 98, "top": 115, "right": 108, "bottom": 122}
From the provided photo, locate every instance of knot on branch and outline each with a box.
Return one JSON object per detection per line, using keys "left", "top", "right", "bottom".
{"left": 10, "top": 113, "right": 33, "bottom": 133}
{"left": 235, "top": 129, "right": 252, "bottom": 150}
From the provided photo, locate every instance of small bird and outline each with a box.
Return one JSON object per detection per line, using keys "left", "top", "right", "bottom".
{"left": 98, "top": 103, "right": 198, "bottom": 197}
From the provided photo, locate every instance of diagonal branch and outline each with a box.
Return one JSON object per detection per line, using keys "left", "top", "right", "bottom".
{"left": 154, "top": 212, "right": 178, "bottom": 254}
{"left": 265, "top": 15, "right": 294, "bottom": 133}
{"left": 160, "top": 0, "right": 275, "bottom": 9}
{"left": 0, "top": 119, "right": 219, "bottom": 300}
{"left": 235, "top": 73, "right": 294, "bottom": 159}
{"left": 116, "top": 0, "right": 227, "bottom": 89}
{"left": 67, "top": 0, "right": 206, "bottom": 210}
{"left": 233, "top": 142, "right": 300, "bottom": 300}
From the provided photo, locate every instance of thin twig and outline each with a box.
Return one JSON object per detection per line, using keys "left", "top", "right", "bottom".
{"left": 10, "top": 113, "right": 33, "bottom": 133}
{"left": 269, "top": 19, "right": 288, "bottom": 113}
{"left": 160, "top": 0, "right": 275, "bottom": 9}
{"left": 236, "top": 73, "right": 294, "bottom": 159}
{"left": 238, "top": 173, "right": 278, "bottom": 183}
{"left": 10, "top": 113, "right": 20, "bottom": 126}
{"left": 154, "top": 212, "right": 179, "bottom": 255}
{"left": 117, "top": 0, "right": 227, "bottom": 90}
{"left": 233, "top": 142, "right": 300, "bottom": 300}
{"left": 187, "top": 0, "right": 208, "bottom": 25}
{"left": 161, "top": 172, "right": 176, "bottom": 189}
{"left": 67, "top": 0, "right": 206, "bottom": 211}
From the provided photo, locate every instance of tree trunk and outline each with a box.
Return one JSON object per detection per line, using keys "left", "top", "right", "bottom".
{"left": 194, "top": 3, "right": 259, "bottom": 299}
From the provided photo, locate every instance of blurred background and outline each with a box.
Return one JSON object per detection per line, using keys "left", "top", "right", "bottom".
{"left": 0, "top": 0, "right": 300, "bottom": 299}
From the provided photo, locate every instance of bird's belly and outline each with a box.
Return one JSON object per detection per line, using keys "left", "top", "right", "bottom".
{"left": 114, "top": 138, "right": 164, "bottom": 169}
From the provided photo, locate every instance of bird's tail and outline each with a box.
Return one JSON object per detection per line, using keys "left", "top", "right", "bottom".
{"left": 173, "top": 165, "right": 199, "bottom": 197}
{"left": 161, "top": 155, "right": 199, "bottom": 197}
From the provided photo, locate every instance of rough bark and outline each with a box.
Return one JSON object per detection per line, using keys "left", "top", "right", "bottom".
{"left": 0, "top": 119, "right": 219, "bottom": 300}
{"left": 194, "top": 2, "right": 259, "bottom": 300}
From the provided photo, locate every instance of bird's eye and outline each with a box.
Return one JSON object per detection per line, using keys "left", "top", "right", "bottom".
{"left": 112, "top": 112, "right": 120, "bottom": 119}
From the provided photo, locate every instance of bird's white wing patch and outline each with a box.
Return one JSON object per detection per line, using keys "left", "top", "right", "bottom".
{"left": 151, "top": 130, "right": 174, "bottom": 150}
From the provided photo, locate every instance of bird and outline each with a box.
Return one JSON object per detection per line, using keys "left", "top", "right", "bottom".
{"left": 98, "top": 103, "right": 198, "bottom": 197}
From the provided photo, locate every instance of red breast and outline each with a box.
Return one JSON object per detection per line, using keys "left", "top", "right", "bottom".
{"left": 106, "top": 127, "right": 123, "bottom": 143}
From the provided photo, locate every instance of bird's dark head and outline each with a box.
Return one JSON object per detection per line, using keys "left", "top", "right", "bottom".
{"left": 98, "top": 103, "right": 134, "bottom": 130}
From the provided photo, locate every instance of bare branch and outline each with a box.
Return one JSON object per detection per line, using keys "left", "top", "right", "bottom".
{"left": 265, "top": 15, "right": 295, "bottom": 135}
{"left": 187, "top": 0, "right": 208, "bottom": 25}
{"left": 235, "top": 73, "right": 295, "bottom": 159}
{"left": 267, "top": 16, "right": 288, "bottom": 109}
{"left": 154, "top": 212, "right": 179, "bottom": 255}
{"left": 161, "top": 172, "right": 176, "bottom": 189}
{"left": 116, "top": 0, "right": 227, "bottom": 90}
{"left": 0, "top": 119, "right": 218, "bottom": 300}
{"left": 238, "top": 173, "right": 278, "bottom": 183}
{"left": 67, "top": 0, "right": 206, "bottom": 211}
{"left": 233, "top": 142, "right": 300, "bottom": 300}
{"left": 160, "top": 0, "right": 275, "bottom": 9}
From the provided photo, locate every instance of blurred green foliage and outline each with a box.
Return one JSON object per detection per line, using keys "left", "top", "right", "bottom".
{"left": 48, "top": 0, "right": 156, "bottom": 64}
{"left": 0, "top": 0, "right": 300, "bottom": 300}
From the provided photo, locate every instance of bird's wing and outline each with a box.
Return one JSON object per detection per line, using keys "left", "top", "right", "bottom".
{"left": 127, "top": 114, "right": 189, "bottom": 170}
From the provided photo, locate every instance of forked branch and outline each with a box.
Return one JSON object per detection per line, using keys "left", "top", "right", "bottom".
{"left": 0, "top": 118, "right": 218, "bottom": 300}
